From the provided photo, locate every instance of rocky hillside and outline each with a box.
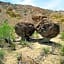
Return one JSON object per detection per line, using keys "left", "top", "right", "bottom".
{"left": 0, "top": 1, "right": 64, "bottom": 31}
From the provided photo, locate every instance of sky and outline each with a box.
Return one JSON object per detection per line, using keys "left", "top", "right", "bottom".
{"left": 0, "top": 0, "right": 64, "bottom": 10}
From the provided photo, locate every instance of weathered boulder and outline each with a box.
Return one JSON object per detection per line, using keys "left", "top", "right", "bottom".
{"left": 32, "top": 15, "right": 60, "bottom": 38}
{"left": 15, "top": 22, "right": 35, "bottom": 40}
{"left": 36, "top": 22, "right": 60, "bottom": 38}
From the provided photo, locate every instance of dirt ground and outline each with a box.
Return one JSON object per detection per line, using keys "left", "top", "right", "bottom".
{"left": 3, "top": 34, "right": 64, "bottom": 64}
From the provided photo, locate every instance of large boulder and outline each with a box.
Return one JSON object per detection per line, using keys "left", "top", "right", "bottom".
{"left": 32, "top": 15, "right": 60, "bottom": 38}
{"left": 36, "top": 22, "right": 60, "bottom": 38}
{"left": 15, "top": 22, "right": 35, "bottom": 40}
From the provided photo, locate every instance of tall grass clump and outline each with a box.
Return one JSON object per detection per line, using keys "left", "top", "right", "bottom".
{"left": 20, "top": 39, "right": 32, "bottom": 48}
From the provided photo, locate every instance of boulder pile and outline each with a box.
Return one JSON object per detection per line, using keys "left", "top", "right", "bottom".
{"left": 15, "top": 15, "right": 60, "bottom": 41}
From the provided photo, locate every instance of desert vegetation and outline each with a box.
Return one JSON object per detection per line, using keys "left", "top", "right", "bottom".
{"left": 6, "top": 7, "right": 21, "bottom": 19}
{"left": 0, "top": 1, "right": 64, "bottom": 64}
{"left": 0, "top": 19, "right": 64, "bottom": 64}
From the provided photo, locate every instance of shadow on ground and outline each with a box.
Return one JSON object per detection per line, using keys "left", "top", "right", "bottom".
{"left": 29, "top": 38, "right": 61, "bottom": 48}
{"left": 13, "top": 37, "right": 62, "bottom": 48}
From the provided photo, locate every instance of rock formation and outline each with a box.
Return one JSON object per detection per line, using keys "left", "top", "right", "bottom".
{"left": 36, "top": 22, "right": 60, "bottom": 38}
{"left": 32, "top": 15, "right": 60, "bottom": 38}
{"left": 15, "top": 22, "right": 35, "bottom": 41}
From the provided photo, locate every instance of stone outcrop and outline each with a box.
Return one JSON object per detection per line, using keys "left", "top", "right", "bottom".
{"left": 15, "top": 22, "right": 35, "bottom": 40}
{"left": 15, "top": 15, "right": 60, "bottom": 40}
{"left": 36, "top": 22, "right": 60, "bottom": 38}
{"left": 32, "top": 15, "right": 60, "bottom": 38}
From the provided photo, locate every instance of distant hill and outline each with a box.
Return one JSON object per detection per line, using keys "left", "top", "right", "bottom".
{"left": 0, "top": 1, "right": 64, "bottom": 31}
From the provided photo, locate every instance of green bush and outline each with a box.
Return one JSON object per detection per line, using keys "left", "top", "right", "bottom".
{"left": 0, "top": 49, "right": 5, "bottom": 64}
{"left": 0, "top": 49, "right": 5, "bottom": 59}
{"left": 60, "top": 45, "right": 64, "bottom": 56}
{"left": 61, "top": 32, "right": 64, "bottom": 40}
{"left": 43, "top": 47, "right": 50, "bottom": 54}
{"left": 6, "top": 8, "right": 21, "bottom": 19}
{"left": 32, "top": 31, "right": 39, "bottom": 38}
{"left": 0, "top": 60, "right": 4, "bottom": 64}
{"left": 0, "top": 20, "right": 15, "bottom": 40}
{"left": 20, "top": 39, "right": 32, "bottom": 47}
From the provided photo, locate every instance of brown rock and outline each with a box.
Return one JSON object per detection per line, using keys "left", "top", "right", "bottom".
{"left": 32, "top": 14, "right": 47, "bottom": 26}
{"left": 15, "top": 22, "right": 35, "bottom": 40}
{"left": 32, "top": 15, "right": 60, "bottom": 38}
{"left": 36, "top": 22, "right": 60, "bottom": 38}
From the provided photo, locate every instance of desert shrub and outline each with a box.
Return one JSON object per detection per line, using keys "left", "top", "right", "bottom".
{"left": 20, "top": 39, "right": 32, "bottom": 48}
{"left": 60, "top": 45, "right": 64, "bottom": 56}
{"left": 43, "top": 47, "right": 50, "bottom": 54}
{"left": 6, "top": 8, "right": 21, "bottom": 19}
{"left": 7, "top": 7, "right": 13, "bottom": 11}
{"left": 15, "top": 13, "right": 21, "bottom": 19}
{"left": 6, "top": 10, "right": 16, "bottom": 17}
{"left": 0, "top": 20, "right": 16, "bottom": 50}
{"left": 61, "top": 32, "right": 64, "bottom": 40}
{"left": 32, "top": 31, "right": 39, "bottom": 38}
{"left": 0, "top": 49, "right": 5, "bottom": 64}
{"left": 0, "top": 49, "right": 5, "bottom": 59}
{"left": 0, "top": 60, "right": 4, "bottom": 64}
{"left": 60, "top": 56, "right": 64, "bottom": 64}
{"left": 9, "top": 43, "right": 16, "bottom": 50}
{"left": 0, "top": 20, "right": 15, "bottom": 42}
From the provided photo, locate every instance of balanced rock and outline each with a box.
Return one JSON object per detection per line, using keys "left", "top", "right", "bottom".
{"left": 36, "top": 21, "right": 60, "bottom": 38}
{"left": 32, "top": 15, "right": 60, "bottom": 38}
{"left": 15, "top": 22, "right": 35, "bottom": 40}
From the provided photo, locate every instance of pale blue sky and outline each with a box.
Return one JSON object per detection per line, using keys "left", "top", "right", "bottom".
{"left": 0, "top": 0, "right": 64, "bottom": 10}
